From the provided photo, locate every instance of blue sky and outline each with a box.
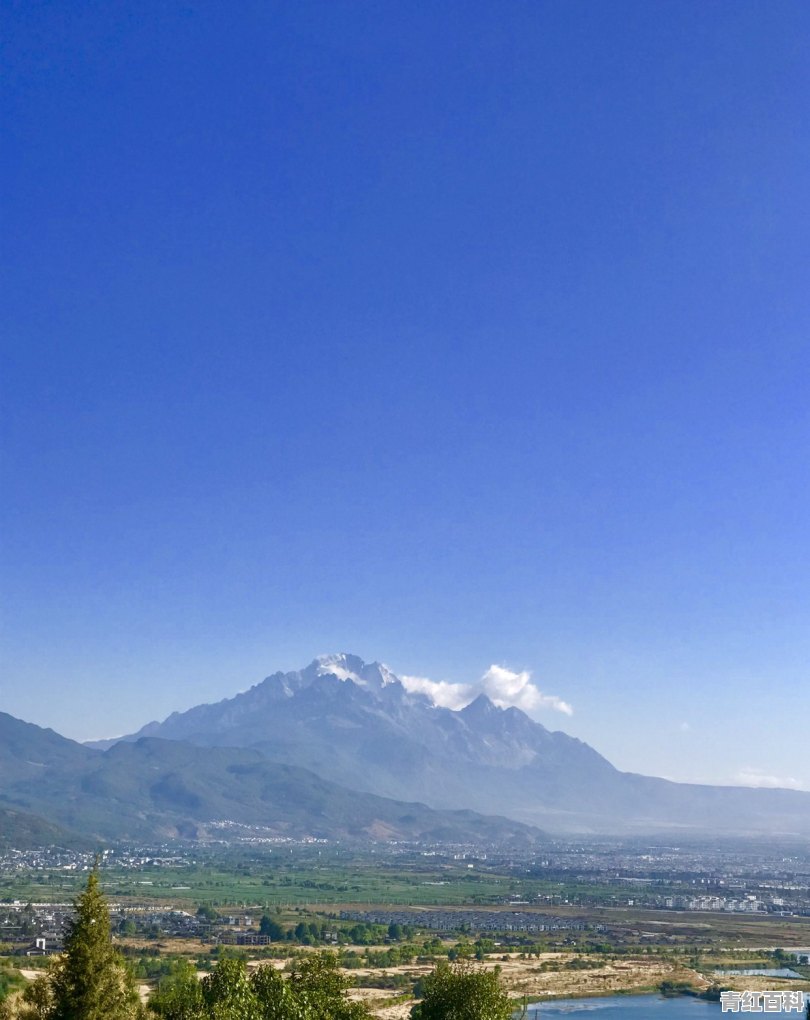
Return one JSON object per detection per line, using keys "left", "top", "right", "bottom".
{"left": 2, "top": 1, "right": 809, "bottom": 789}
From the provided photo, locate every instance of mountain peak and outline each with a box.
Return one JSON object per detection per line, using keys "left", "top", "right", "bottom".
{"left": 311, "top": 653, "right": 399, "bottom": 690}
{"left": 313, "top": 652, "right": 367, "bottom": 681}
{"left": 460, "top": 693, "right": 499, "bottom": 717}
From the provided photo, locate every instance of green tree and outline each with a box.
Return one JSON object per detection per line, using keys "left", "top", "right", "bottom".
{"left": 249, "top": 966, "right": 308, "bottom": 1020}
{"left": 258, "top": 916, "right": 285, "bottom": 941}
{"left": 147, "top": 960, "right": 204, "bottom": 1020}
{"left": 51, "top": 868, "right": 144, "bottom": 1020}
{"left": 410, "top": 960, "right": 514, "bottom": 1020}
{"left": 285, "top": 953, "right": 369, "bottom": 1020}
{"left": 200, "top": 958, "right": 260, "bottom": 1020}
{"left": 12, "top": 868, "right": 143, "bottom": 1020}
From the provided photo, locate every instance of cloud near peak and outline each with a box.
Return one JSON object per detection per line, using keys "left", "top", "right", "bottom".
{"left": 401, "top": 665, "right": 573, "bottom": 718}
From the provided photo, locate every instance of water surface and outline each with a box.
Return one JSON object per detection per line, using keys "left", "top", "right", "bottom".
{"left": 521, "top": 992, "right": 805, "bottom": 1020}
{"left": 714, "top": 969, "right": 803, "bottom": 979}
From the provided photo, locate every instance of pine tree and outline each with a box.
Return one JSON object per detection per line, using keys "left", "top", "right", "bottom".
{"left": 45, "top": 864, "right": 143, "bottom": 1020}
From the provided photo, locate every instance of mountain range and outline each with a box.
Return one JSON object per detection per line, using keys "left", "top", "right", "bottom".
{"left": 0, "top": 709, "right": 539, "bottom": 845}
{"left": 90, "top": 652, "right": 810, "bottom": 838}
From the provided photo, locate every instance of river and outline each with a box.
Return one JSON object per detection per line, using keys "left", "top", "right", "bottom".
{"left": 519, "top": 993, "right": 809, "bottom": 1020}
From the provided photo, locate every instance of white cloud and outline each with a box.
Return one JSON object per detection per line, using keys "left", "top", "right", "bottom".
{"left": 398, "top": 675, "right": 473, "bottom": 711}
{"left": 480, "top": 665, "right": 573, "bottom": 716}
{"left": 678, "top": 721, "right": 691, "bottom": 732}
{"left": 733, "top": 767, "right": 807, "bottom": 791}
{"left": 401, "top": 665, "right": 573, "bottom": 718}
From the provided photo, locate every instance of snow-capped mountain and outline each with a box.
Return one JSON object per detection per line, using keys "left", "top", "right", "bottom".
{"left": 96, "top": 654, "right": 810, "bottom": 836}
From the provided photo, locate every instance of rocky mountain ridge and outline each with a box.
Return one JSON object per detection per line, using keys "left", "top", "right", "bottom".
{"left": 94, "top": 653, "right": 810, "bottom": 836}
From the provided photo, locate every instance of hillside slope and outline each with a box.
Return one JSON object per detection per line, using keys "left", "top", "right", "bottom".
{"left": 0, "top": 714, "right": 541, "bottom": 845}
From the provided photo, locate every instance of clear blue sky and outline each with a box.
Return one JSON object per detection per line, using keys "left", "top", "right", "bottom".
{"left": 2, "top": 1, "right": 809, "bottom": 789}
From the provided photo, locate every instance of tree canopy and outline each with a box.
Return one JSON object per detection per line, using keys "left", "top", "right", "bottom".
{"left": 149, "top": 951, "right": 370, "bottom": 1020}
{"left": 410, "top": 959, "right": 515, "bottom": 1020}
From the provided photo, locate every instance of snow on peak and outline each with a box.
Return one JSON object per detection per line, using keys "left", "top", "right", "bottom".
{"left": 372, "top": 662, "right": 399, "bottom": 687}
{"left": 314, "top": 653, "right": 364, "bottom": 684}
{"left": 312, "top": 654, "right": 400, "bottom": 690}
